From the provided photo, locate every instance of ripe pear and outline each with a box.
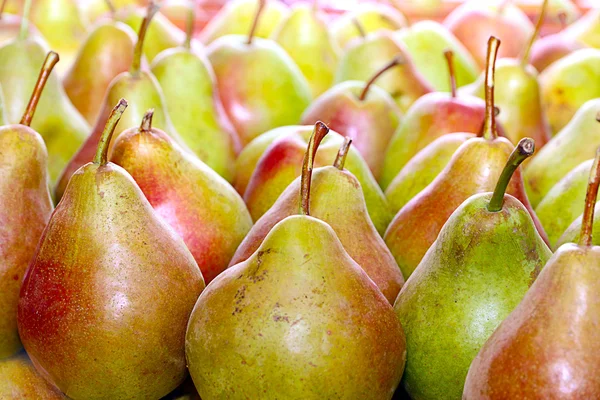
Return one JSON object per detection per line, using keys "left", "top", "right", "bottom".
{"left": 0, "top": 352, "right": 65, "bottom": 399}
{"left": 530, "top": 13, "right": 585, "bottom": 72}
{"left": 186, "top": 126, "right": 406, "bottom": 398}
{"left": 63, "top": 20, "right": 137, "bottom": 125}
{"left": 395, "top": 138, "right": 552, "bottom": 400}
{"left": 335, "top": 30, "right": 433, "bottom": 113}
{"left": 110, "top": 110, "right": 252, "bottom": 284}
{"left": 271, "top": 3, "right": 340, "bottom": 98}
{"left": 0, "top": 12, "right": 43, "bottom": 47}
{"left": 563, "top": 8, "right": 600, "bottom": 49}
{"left": 558, "top": 202, "right": 600, "bottom": 247}
{"left": 200, "top": 0, "right": 289, "bottom": 45}
{"left": 0, "top": 51, "right": 55, "bottom": 359}
{"left": 524, "top": 98, "right": 600, "bottom": 206}
{"left": 301, "top": 57, "right": 403, "bottom": 179}
{"left": 463, "top": 148, "right": 600, "bottom": 400}
{"left": 17, "top": 100, "right": 205, "bottom": 399}
{"left": 77, "top": 0, "right": 143, "bottom": 25}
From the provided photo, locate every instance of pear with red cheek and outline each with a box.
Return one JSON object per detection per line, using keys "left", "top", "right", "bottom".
{"left": 111, "top": 110, "right": 253, "bottom": 284}
{"left": 17, "top": 100, "right": 205, "bottom": 400}
{"left": 530, "top": 12, "right": 585, "bottom": 72}
{"left": 301, "top": 57, "right": 403, "bottom": 180}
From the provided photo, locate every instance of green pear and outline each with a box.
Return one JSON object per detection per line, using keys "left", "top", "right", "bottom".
{"left": 524, "top": 98, "right": 600, "bottom": 206}
{"left": 394, "top": 138, "right": 552, "bottom": 400}
{"left": 557, "top": 202, "right": 600, "bottom": 247}
{"left": 78, "top": 0, "right": 143, "bottom": 25}
{"left": 563, "top": 8, "right": 600, "bottom": 49}
{"left": 0, "top": 352, "right": 65, "bottom": 399}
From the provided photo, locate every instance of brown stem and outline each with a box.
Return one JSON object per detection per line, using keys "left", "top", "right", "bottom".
{"left": 481, "top": 36, "right": 500, "bottom": 140}
{"left": 140, "top": 109, "right": 154, "bottom": 132}
{"left": 359, "top": 56, "right": 404, "bottom": 101}
{"left": 444, "top": 49, "right": 457, "bottom": 98}
{"left": 104, "top": 0, "right": 116, "bottom": 16}
{"left": 0, "top": 0, "right": 7, "bottom": 19}
{"left": 352, "top": 17, "right": 366, "bottom": 38}
{"left": 300, "top": 121, "right": 330, "bottom": 216}
{"left": 184, "top": 1, "right": 195, "bottom": 50}
{"left": 131, "top": 1, "right": 159, "bottom": 76}
{"left": 93, "top": 99, "right": 128, "bottom": 165}
{"left": 558, "top": 12, "right": 568, "bottom": 30}
{"left": 580, "top": 146, "right": 600, "bottom": 247}
{"left": 20, "top": 51, "right": 59, "bottom": 126}
{"left": 247, "top": 0, "right": 265, "bottom": 45}
{"left": 521, "top": 0, "right": 548, "bottom": 67}
{"left": 333, "top": 137, "right": 352, "bottom": 170}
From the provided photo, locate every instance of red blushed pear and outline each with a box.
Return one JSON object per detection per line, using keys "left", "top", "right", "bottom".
{"left": 384, "top": 37, "right": 549, "bottom": 279}
{"left": 463, "top": 147, "right": 600, "bottom": 400}
{"left": 17, "top": 100, "right": 204, "bottom": 399}
{"left": 110, "top": 110, "right": 253, "bottom": 284}
{"left": 0, "top": 51, "right": 55, "bottom": 359}
{"left": 301, "top": 56, "right": 403, "bottom": 180}
{"left": 231, "top": 125, "right": 404, "bottom": 304}
{"left": 530, "top": 12, "right": 585, "bottom": 72}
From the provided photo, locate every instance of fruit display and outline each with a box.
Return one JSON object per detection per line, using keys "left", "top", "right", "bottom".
{"left": 0, "top": 0, "right": 599, "bottom": 399}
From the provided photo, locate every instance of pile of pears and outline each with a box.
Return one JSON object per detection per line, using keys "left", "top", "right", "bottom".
{"left": 1, "top": 0, "right": 600, "bottom": 398}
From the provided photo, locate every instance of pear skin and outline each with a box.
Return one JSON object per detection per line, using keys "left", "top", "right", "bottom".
{"left": 0, "top": 352, "right": 65, "bottom": 399}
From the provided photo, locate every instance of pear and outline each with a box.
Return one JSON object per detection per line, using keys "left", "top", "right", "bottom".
{"left": 384, "top": 37, "right": 549, "bottom": 279}
{"left": 232, "top": 125, "right": 404, "bottom": 303}
{"left": 77, "top": 0, "right": 142, "bottom": 25}
{"left": 185, "top": 126, "right": 406, "bottom": 399}
{"left": 63, "top": 20, "right": 137, "bottom": 125}
{"left": 200, "top": 0, "right": 289, "bottom": 45}
{"left": 207, "top": 0, "right": 312, "bottom": 146}
{"left": 335, "top": 30, "right": 433, "bottom": 113}
{"left": 17, "top": 100, "right": 205, "bottom": 399}
{"left": 271, "top": 2, "right": 340, "bottom": 98}
{"left": 463, "top": 147, "right": 600, "bottom": 400}
{"left": 301, "top": 57, "right": 403, "bottom": 179}
{"left": 0, "top": 12, "right": 42, "bottom": 47}
{"left": 330, "top": 3, "right": 407, "bottom": 50}
{"left": 530, "top": 13, "right": 585, "bottom": 72}
{"left": 110, "top": 110, "right": 252, "bottom": 284}
{"left": 539, "top": 48, "right": 600, "bottom": 133}
{"left": 0, "top": 352, "right": 65, "bottom": 399}
{"left": 394, "top": 138, "right": 552, "bottom": 400}
{"left": 558, "top": 202, "right": 600, "bottom": 247}
{"left": 563, "top": 8, "right": 600, "bottom": 49}
{"left": 0, "top": 85, "right": 5, "bottom": 125}
{"left": 524, "top": 98, "right": 600, "bottom": 206}
{"left": 0, "top": 51, "right": 54, "bottom": 359}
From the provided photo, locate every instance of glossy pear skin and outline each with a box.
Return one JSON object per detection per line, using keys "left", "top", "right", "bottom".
{"left": 208, "top": 36, "right": 312, "bottom": 146}
{"left": 186, "top": 215, "right": 406, "bottom": 399}
{"left": 524, "top": 98, "right": 600, "bottom": 207}
{"left": 463, "top": 244, "right": 600, "bottom": 399}
{"left": 379, "top": 92, "right": 486, "bottom": 189}
{"left": 301, "top": 81, "right": 402, "bottom": 179}
{"left": 231, "top": 167, "right": 404, "bottom": 303}
{"left": 0, "top": 125, "right": 53, "bottom": 359}
{"left": 110, "top": 125, "right": 253, "bottom": 284}
{"left": 64, "top": 21, "right": 137, "bottom": 125}
{"left": 18, "top": 162, "right": 205, "bottom": 399}
{"left": 0, "top": 353, "right": 65, "bottom": 399}
{"left": 395, "top": 194, "right": 552, "bottom": 400}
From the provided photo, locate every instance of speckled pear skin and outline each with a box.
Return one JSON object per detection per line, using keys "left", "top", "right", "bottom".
{"left": 151, "top": 47, "right": 240, "bottom": 182}
{"left": 301, "top": 81, "right": 402, "bottom": 179}
{"left": 17, "top": 162, "right": 205, "bottom": 400}
{"left": 395, "top": 193, "right": 552, "bottom": 400}
{"left": 110, "top": 122, "right": 252, "bottom": 284}
{"left": 186, "top": 215, "right": 406, "bottom": 399}
{"left": 385, "top": 132, "right": 474, "bottom": 215}
{"left": 231, "top": 166, "right": 403, "bottom": 303}
{"left": 207, "top": 35, "right": 312, "bottom": 146}
{"left": 557, "top": 202, "right": 600, "bottom": 247}
{"left": 379, "top": 92, "right": 486, "bottom": 189}
{"left": 0, "top": 125, "right": 53, "bottom": 359}
{"left": 64, "top": 21, "right": 137, "bottom": 125}
{"left": 0, "top": 352, "right": 65, "bottom": 399}
{"left": 463, "top": 244, "right": 600, "bottom": 399}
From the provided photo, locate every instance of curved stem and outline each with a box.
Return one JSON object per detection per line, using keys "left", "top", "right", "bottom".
{"left": 19, "top": 0, "right": 33, "bottom": 40}
{"left": 558, "top": 12, "right": 567, "bottom": 30}
{"left": 352, "top": 17, "right": 366, "bottom": 38}
{"left": 521, "top": 0, "right": 548, "bottom": 67}
{"left": 444, "top": 49, "right": 457, "bottom": 98}
{"left": 299, "top": 121, "right": 330, "bottom": 216}
{"left": 359, "top": 56, "right": 404, "bottom": 101}
{"left": 93, "top": 99, "right": 128, "bottom": 165}
{"left": 0, "top": 0, "right": 7, "bottom": 20}
{"left": 140, "top": 109, "right": 154, "bottom": 132}
{"left": 104, "top": 0, "right": 116, "bottom": 16}
{"left": 184, "top": 1, "right": 195, "bottom": 50}
{"left": 580, "top": 146, "right": 600, "bottom": 247}
{"left": 333, "top": 137, "right": 352, "bottom": 170}
{"left": 482, "top": 36, "right": 500, "bottom": 140}
{"left": 131, "top": 1, "right": 160, "bottom": 77}
{"left": 20, "top": 52, "right": 59, "bottom": 126}
{"left": 247, "top": 0, "right": 265, "bottom": 45}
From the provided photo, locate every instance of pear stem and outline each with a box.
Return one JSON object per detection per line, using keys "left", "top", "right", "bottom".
{"left": 0, "top": 0, "right": 7, "bottom": 19}
{"left": 300, "top": 121, "right": 329, "bottom": 216}
{"left": 93, "top": 99, "right": 128, "bottom": 165}
{"left": 104, "top": 0, "right": 116, "bottom": 16}
{"left": 352, "top": 17, "right": 367, "bottom": 38}
{"left": 481, "top": 36, "right": 500, "bottom": 140}
{"left": 333, "top": 137, "right": 352, "bottom": 170}
{"left": 131, "top": 2, "right": 159, "bottom": 77}
{"left": 140, "top": 109, "right": 154, "bottom": 132}
{"left": 487, "top": 138, "right": 535, "bottom": 212}
{"left": 247, "top": 0, "right": 265, "bottom": 45}
{"left": 520, "top": 0, "right": 548, "bottom": 67}
{"left": 359, "top": 56, "right": 403, "bottom": 101}
{"left": 183, "top": 1, "right": 195, "bottom": 50}
{"left": 20, "top": 51, "right": 59, "bottom": 127}
{"left": 580, "top": 146, "right": 600, "bottom": 247}
{"left": 19, "top": 0, "right": 33, "bottom": 40}
{"left": 558, "top": 12, "right": 568, "bottom": 30}
{"left": 444, "top": 49, "right": 457, "bottom": 98}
